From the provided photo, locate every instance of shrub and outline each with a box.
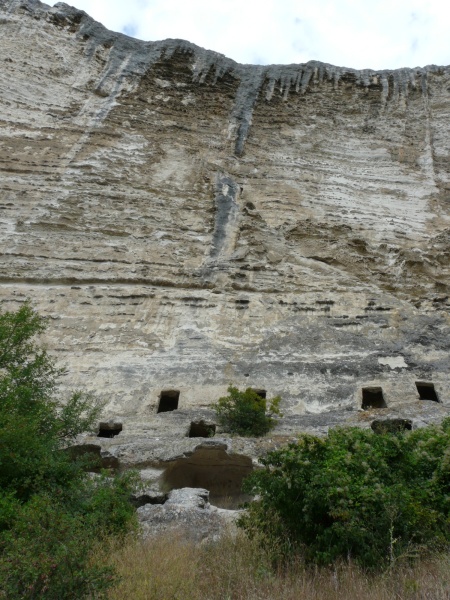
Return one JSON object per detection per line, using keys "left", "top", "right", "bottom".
{"left": 213, "top": 386, "right": 281, "bottom": 436}
{"left": 240, "top": 423, "right": 450, "bottom": 569}
{"left": 0, "top": 495, "right": 117, "bottom": 600}
{"left": 0, "top": 302, "right": 137, "bottom": 598}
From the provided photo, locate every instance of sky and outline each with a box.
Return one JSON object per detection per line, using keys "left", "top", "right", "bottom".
{"left": 48, "top": 0, "right": 450, "bottom": 70}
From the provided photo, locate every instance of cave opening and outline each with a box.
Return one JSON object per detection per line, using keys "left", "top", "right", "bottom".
{"left": 158, "top": 390, "right": 180, "bottom": 413}
{"left": 416, "top": 382, "right": 439, "bottom": 402}
{"left": 188, "top": 421, "right": 216, "bottom": 438}
{"left": 361, "top": 387, "right": 386, "bottom": 409}
{"left": 162, "top": 445, "right": 253, "bottom": 509}
{"left": 250, "top": 388, "right": 267, "bottom": 399}
{"left": 97, "top": 422, "right": 123, "bottom": 438}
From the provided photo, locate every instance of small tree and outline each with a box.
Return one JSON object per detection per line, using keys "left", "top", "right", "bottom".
{"left": 213, "top": 386, "right": 282, "bottom": 436}
{"left": 0, "top": 302, "right": 103, "bottom": 503}
{"left": 0, "top": 302, "right": 137, "bottom": 598}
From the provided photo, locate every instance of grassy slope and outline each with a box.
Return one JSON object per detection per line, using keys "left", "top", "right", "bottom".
{"left": 106, "top": 531, "right": 450, "bottom": 600}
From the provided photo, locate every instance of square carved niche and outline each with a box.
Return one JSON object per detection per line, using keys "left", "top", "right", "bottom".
{"left": 361, "top": 387, "right": 387, "bottom": 409}
{"left": 97, "top": 422, "right": 122, "bottom": 438}
{"left": 416, "top": 382, "right": 439, "bottom": 402}
{"left": 157, "top": 390, "right": 180, "bottom": 413}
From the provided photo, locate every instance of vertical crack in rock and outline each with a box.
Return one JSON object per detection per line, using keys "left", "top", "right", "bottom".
{"left": 229, "top": 68, "right": 265, "bottom": 156}
{"left": 48, "top": 5, "right": 166, "bottom": 171}
{"left": 419, "top": 73, "right": 438, "bottom": 194}
{"left": 59, "top": 55, "right": 134, "bottom": 171}
{"left": 188, "top": 46, "right": 264, "bottom": 156}
{"left": 209, "top": 174, "right": 241, "bottom": 261}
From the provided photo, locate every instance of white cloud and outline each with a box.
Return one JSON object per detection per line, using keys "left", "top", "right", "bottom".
{"left": 48, "top": 0, "right": 450, "bottom": 69}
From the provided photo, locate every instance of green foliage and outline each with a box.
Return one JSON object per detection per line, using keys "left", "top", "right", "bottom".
{"left": 0, "top": 494, "right": 116, "bottom": 600}
{"left": 0, "top": 302, "right": 137, "bottom": 598}
{"left": 0, "top": 303, "right": 103, "bottom": 503}
{"left": 240, "top": 423, "right": 450, "bottom": 569}
{"left": 213, "top": 386, "right": 282, "bottom": 436}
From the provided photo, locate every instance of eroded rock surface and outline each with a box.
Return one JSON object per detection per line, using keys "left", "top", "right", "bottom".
{"left": 1, "top": 0, "right": 449, "bottom": 506}
{"left": 137, "top": 487, "right": 241, "bottom": 542}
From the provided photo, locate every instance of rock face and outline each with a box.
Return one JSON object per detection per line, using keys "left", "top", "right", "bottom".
{"left": 1, "top": 0, "right": 450, "bottom": 497}
{"left": 137, "top": 487, "right": 241, "bottom": 542}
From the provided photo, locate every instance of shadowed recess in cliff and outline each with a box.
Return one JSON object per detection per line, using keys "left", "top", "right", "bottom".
{"left": 161, "top": 443, "right": 253, "bottom": 508}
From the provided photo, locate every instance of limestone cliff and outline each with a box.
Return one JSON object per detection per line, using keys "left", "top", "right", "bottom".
{"left": 1, "top": 1, "right": 449, "bottom": 493}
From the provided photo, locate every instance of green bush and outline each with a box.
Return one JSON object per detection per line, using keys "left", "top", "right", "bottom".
{"left": 240, "top": 423, "right": 450, "bottom": 569}
{"left": 213, "top": 386, "right": 282, "bottom": 436}
{"left": 0, "top": 302, "right": 137, "bottom": 598}
{"left": 0, "top": 494, "right": 116, "bottom": 600}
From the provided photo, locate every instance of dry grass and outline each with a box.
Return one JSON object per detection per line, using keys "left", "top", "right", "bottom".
{"left": 106, "top": 531, "right": 450, "bottom": 600}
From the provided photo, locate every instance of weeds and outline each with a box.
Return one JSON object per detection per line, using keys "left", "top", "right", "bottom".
{"left": 107, "top": 530, "right": 450, "bottom": 600}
